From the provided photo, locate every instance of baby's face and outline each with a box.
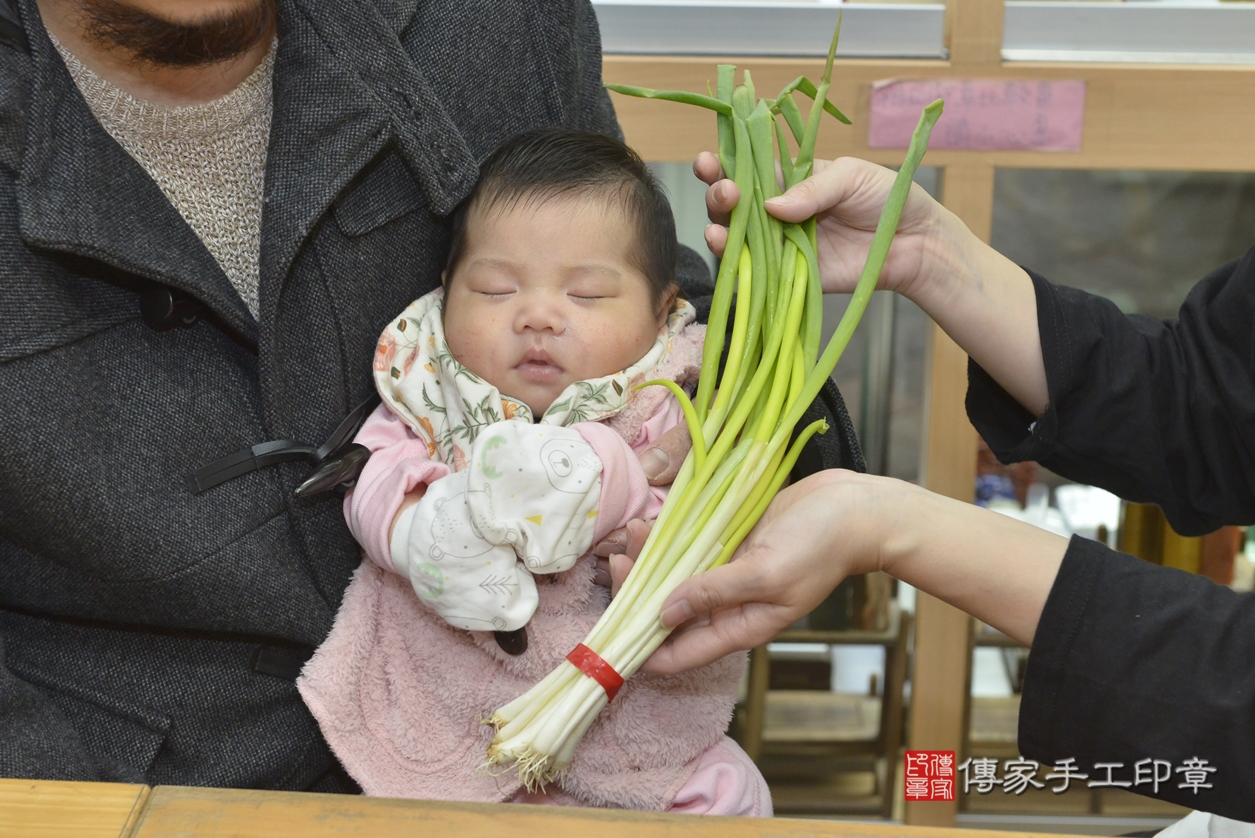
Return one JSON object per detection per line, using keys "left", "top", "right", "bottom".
{"left": 443, "top": 195, "right": 668, "bottom": 415}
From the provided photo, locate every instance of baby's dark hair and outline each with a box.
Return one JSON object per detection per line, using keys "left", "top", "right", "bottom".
{"left": 445, "top": 128, "right": 679, "bottom": 309}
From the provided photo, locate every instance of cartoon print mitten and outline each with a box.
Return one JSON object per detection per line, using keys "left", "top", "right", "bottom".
{"left": 390, "top": 422, "right": 603, "bottom": 632}
{"left": 390, "top": 470, "right": 539, "bottom": 632}
{"left": 463, "top": 422, "right": 602, "bottom": 575}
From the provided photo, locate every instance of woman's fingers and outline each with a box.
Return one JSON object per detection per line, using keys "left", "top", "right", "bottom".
{"left": 701, "top": 178, "right": 739, "bottom": 258}
{"left": 644, "top": 514, "right": 806, "bottom": 673}
{"left": 704, "top": 178, "right": 739, "bottom": 225}
{"left": 644, "top": 610, "right": 777, "bottom": 675}
{"left": 693, "top": 150, "right": 723, "bottom": 185}
{"left": 708, "top": 179, "right": 735, "bottom": 208}
{"left": 623, "top": 518, "right": 652, "bottom": 559}
{"left": 704, "top": 223, "right": 728, "bottom": 259}
{"left": 609, "top": 553, "right": 634, "bottom": 598}
{"left": 597, "top": 518, "right": 652, "bottom": 594}
{"left": 592, "top": 557, "right": 613, "bottom": 588}
{"left": 659, "top": 550, "right": 774, "bottom": 630}
{"left": 638, "top": 421, "right": 692, "bottom": 485}
{"left": 643, "top": 471, "right": 898, "bottom": 672}
{"left": 695, "top": 150, "right": 735, "bottom": 229}
{"left": 592, "top": 528, "right": 627, "bottom": 558}
{"left": 645, "top": 557, "right": 793, "bottom": 674}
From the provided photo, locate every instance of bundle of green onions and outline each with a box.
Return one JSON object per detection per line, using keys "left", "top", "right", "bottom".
{"left": 483, "top": 21, "right": 943, "bottom": 789}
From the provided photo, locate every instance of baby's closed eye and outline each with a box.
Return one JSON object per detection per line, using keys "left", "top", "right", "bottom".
{"left": 567, "top": 280, "right": 620, "bottom": 301}
{"left": 468, "top": 280, "right": 515, "bottom": 298}
{"left": 460, "top": 263, "right": 519, "bottom": 298}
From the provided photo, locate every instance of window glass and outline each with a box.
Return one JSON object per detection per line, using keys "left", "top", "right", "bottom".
{"left": 595, "top": 1, "right": 946, "bottom": 59}
{"left": 1004, "top": 1, "right": 1255, "bottom": 65}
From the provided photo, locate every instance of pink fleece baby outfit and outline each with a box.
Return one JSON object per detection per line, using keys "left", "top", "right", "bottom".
{"left": 297, "top": 294, "right": 771, "bottom": 816}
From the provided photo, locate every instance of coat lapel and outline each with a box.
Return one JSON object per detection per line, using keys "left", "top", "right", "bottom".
{"left": 13, "top": 0, "right": 257, "bottom": 342}
{"left": 258, "top": 0, "right": 478, "bottom": 329}
{"left": 16, "top": 0, "right": 480, "bottom": 347}
{"left": 257, "top": 0, "right": 389, "bottom": 326}
{"left": 285, "top": 0, "right": 479, "bottom": 217}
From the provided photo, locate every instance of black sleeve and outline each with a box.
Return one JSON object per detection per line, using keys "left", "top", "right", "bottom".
{"left": 1020, "top": 536, "right": 1255, "bottom": 818}
{"left": 968, "top": 250, "right": 1255, "bottom": 535}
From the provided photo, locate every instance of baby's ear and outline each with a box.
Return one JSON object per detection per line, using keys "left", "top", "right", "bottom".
{"left": 440, "top": 270, "right": 448, "bottom": 288}
{"left": 656, "top": 285, "right": 679, "bottom": 329}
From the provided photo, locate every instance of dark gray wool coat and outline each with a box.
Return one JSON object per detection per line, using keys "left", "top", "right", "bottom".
{"left": 0, "top": 0, "right": 862, "bottom": 793}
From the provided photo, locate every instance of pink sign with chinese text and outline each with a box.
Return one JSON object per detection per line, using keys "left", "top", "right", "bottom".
{"left": 868, "top": 79, "right": 1086, "bottom": 152}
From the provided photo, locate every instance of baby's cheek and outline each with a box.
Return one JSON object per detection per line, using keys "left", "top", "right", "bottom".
{"left": 587, "top": 336, "right": 642, "bottom": 378}
{"left": 446, "top": 314, "right": 499, "bottom": 370}
{"left": 614, "top": 329, "right": 658, "bottom": 370}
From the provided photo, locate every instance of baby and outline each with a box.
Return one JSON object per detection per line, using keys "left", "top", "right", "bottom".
{"left": 298, "top": 129, "right": 771, "bottom": 815}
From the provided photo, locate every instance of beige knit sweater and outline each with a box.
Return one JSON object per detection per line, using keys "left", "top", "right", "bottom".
{"left": 52, "top": 37, "right": 275, "bottom": 319}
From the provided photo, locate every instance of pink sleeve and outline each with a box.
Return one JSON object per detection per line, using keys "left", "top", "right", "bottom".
{"left": 666, "top": 737, "right": 773, "bottom": 818}
{"left": 574, "top": 423, "right": 668, "bottom": 544}
{"left": 343, "top": 404, "right": 450, "bottom": 572}
{"left": 574, "top": 395, "right": 686, "bottom": 543}
{"left": 631, "top": 395, "right": 686, "bottom": 456}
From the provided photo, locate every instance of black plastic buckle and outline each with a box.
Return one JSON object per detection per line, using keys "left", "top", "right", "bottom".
{"left": 187, "top": 393, "right": 382, "bottom": 497}
{"left": 293, "top": 443, "right": 372, "bottom": 498}
{"left": 141, "top": 285, "right": 204, "bottom": 331}
{"left": 493, "top": 628, "right": 528, "bottom": 656}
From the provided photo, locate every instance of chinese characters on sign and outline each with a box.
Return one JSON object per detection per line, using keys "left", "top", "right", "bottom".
{"left": 955, "top": 757, "right": 1215, "bottom": 796}
{"left": 906, "top": 752, "right": 1217, "bottom": 800}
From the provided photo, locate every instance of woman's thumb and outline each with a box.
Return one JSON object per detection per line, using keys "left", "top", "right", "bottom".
{"left": 764, "top": 182, "right": 816, "bottom": 222}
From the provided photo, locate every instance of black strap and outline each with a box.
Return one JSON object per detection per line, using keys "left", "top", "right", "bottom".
{"left": 187, "top": 393, "right": 381, "bottom": 495}
{"left": 311, "top": 393, "right": 379, "bottom": 465}
{"left": 186, "top": 439, "right": 316, "bottom": 494}
{"left": 0, "top": 0, "right": 26, "bottom": 56}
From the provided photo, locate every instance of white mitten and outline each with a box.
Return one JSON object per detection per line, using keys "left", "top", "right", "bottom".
{"left": 388, "top": 423, "right": 603, "bottom": 632}
{"left": 464, "top": 422, "right": 603, "bottom": 574}
{"left": 390, "top": 469, "right": 539, "bottom": 632}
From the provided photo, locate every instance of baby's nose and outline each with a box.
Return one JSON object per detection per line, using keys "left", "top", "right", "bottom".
{"left": 513, "top": 295, "right": 565, "bottom": 334}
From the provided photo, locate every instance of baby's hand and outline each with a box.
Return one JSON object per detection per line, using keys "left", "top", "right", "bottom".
{"left": 591, "top": 420, "right": 692, "bottom": 592}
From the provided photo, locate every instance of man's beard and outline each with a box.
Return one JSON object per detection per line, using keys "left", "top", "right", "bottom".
{"left": 79, "top": 0, "right": 277, "bottom": 67}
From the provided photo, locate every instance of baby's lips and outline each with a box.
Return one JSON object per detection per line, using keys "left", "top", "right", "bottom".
{"left": 519, "top": 345, "right": 561, "bottom": 367}
{"left": 514, "top": 357, "right": 565, "bottom": 383}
